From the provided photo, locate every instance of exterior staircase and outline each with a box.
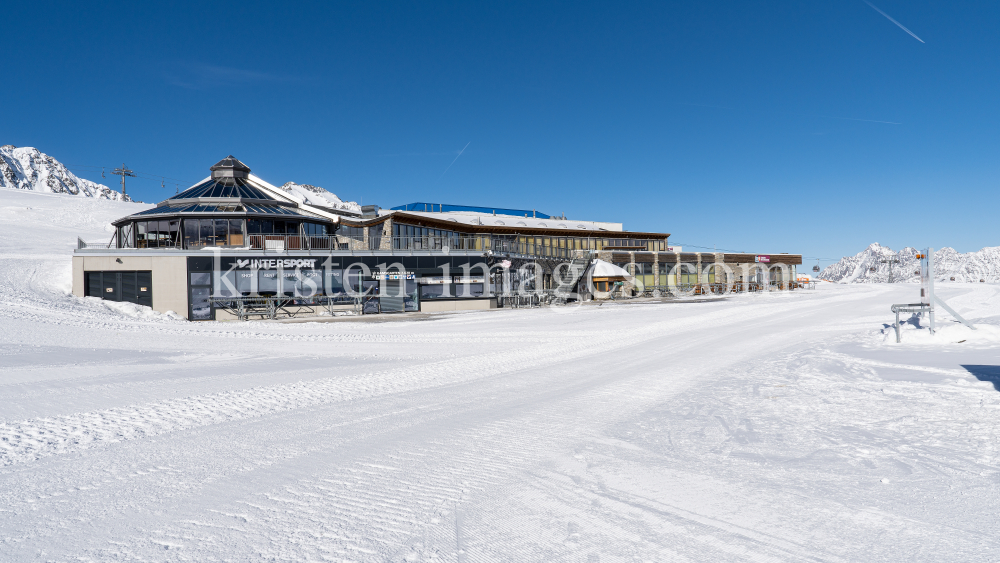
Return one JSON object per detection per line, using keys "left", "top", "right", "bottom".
{"left": 553, "top": 251, "right": 596, "bottom": 302}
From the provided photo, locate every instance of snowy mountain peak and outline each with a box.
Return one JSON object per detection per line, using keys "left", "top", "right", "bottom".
{"left": 278, "top": 181, "right": 360, "bottom": 214}
{"left": 820, "top": 243, "right": 1000, "bottom": 283}
{"left": 0, "top": 146, "right": 130, "bottom": 201}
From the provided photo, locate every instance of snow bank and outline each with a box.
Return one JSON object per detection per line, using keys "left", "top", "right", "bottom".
{"left": 96, "top": 298, "right": 185, "bottom": 322}
{"left": 877, "top": 317, "right": 1000, "bottom": 347}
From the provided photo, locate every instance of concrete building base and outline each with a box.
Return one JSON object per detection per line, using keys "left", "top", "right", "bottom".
{"left": 419, "top": 298, "right": 496, "bottom": 313}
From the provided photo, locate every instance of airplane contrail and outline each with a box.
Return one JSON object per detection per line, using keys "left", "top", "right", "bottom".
{"left": 438, "top": 141, "right": 471, "bottom": 180}
{"left": 863, "top": 0, "right": 925, "bottom": 43}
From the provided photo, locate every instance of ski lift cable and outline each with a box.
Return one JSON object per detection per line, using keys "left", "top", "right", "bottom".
{"left": 61, "top": 164, "right": 196, "bottom": 185}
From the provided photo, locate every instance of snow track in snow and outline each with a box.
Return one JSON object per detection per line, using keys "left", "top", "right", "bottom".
{"left": 2, "top": 188, "right": 999, "bottom": 561}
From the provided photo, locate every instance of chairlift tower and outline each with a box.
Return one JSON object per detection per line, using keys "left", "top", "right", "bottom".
{"left": 890, "top": 248, "right": 976, "bottom": 342}
{"left": 879, "top": 257, "right": 901, "bottom": 283}
{"left": 112, "top": 163, "right": 136, "bottom": 198}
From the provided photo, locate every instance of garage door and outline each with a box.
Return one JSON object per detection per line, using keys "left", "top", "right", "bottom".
{"left": 85, "top": 271, "right": 153, "bottom": 308}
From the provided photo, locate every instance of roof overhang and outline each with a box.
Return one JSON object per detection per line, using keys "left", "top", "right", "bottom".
{"left": 389, "top": 212, "right": 669, "bottom": 238}
{"left": 245, "top": 174, "right": 343, "bottom": 224}
{"left": 156, "top": 197, "right": 295, "bottom": 208}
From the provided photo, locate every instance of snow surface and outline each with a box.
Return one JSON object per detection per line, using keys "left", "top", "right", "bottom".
{"left": 821, "top": 242, "right": 1000, "bottom": 284}
{"left": 1, "top": 188, "right": 999, "bottom": 561}
{"left": 0, "top": 146, "right": 129, "bottom": 201}
{"left": 278, "top": 181, "right": 361, "bottom": 214}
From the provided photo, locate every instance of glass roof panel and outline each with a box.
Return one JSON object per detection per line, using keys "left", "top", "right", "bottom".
{"left": 167, "top": 177, "right": 275, "bottom": 201}
{"left": 123, "top": 203, "right": 316, "bottom": 221}
{"left": 172, "top": 180, "right": 214, "bottom": 200}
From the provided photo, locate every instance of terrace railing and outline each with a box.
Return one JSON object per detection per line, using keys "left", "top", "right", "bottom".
{"left": 77, "top": 238, "right": 114, "bottom": 249}
{"left": 392, "top": 236, "right": 487, "bottom": 251}
{"left": 210, "top": 294, "right": 363, "bottom": 320}
{"left": 81, "top": 233, "right": 662, "bottom": 263}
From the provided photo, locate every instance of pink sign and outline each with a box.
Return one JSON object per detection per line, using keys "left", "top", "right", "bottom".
{"left": 755, "top": 255, "right": 771, "bottom": 263}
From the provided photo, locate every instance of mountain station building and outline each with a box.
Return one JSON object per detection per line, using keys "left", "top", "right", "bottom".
{"left": 72, "top": 156, "right": 802, "bottom": 320}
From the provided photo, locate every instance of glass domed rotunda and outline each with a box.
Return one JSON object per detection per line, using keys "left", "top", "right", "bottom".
{"left": 112, "top": 156, "right": 344, "bottom": 250}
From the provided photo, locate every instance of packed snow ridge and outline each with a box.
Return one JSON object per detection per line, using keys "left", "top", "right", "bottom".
{"left": 820, "top": 242, "right": 1000, "bottom": 283}
{"left": 278, "top": 181, "right": 361, "bottom": 214}
{"left": 0, "top": 145, "right": 129, "bottom": 201}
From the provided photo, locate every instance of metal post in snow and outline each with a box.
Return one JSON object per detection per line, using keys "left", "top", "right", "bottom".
{"left": 928, "top": 248, "right": 935, "bottom": 334}
{"left": 896, "top": 309, "right": 902, "bottom": 344}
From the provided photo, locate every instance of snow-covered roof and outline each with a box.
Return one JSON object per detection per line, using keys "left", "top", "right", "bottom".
{"left": 389, "top": 209, "right": 624, "bottom": 232}
{"left": 590, "top": 259, "right": 633, "bottom": 278}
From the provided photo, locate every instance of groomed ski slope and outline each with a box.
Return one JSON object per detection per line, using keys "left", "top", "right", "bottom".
{"left": 1, "top": 188, "right": 999, "bottom": 562}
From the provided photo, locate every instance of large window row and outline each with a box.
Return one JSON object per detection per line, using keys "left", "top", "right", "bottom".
{"left": 615, "top": 262, "right": 721, "bottom": 287}
{"left": 393, "top": 223, "right": 465, "bottom": 241}
{"left": 338, "top": 225, "right": 365, "bottom": 239}
{"left": 117, "top": 218, "right": 334, "bottom": 249}
{"left": 511, "top": 235, "right": 663, "bottom": 256}
{"left": 390, "top": 222, "right": 665, "bottom": 255}
{"left": 185, "top": 219, "right": 245, "bottom": 248}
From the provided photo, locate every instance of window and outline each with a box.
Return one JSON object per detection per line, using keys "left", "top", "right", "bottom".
{"left": 455, "top": 283, "right": 484, "bottom": 297}
{"left": 167, "top": 220, "right": 179, "bottom": 247}
{"left": 303, "top": 222, "right": 328, "bottom": 236}
{"left": 190, "top": 271, "right": 212, "bottom": 320}
{"left": 214, "top": 219, "right": 228, "bottom": 245}
{"left": 184, "top": 219, "right": 200, "bottom": 248}
{"left": 420, "top": 284, "right": 449, "bottom": 299}
{"left": 144, "top": 220, "right": 177, "bottom": 248}
{"left": 228, "top": 219, "right": 244, "bottom": 246}
{"left": 339, "top": 225, "right": 364, "bottom": 239}
{"left": 369, "top": 223, "right": 384, "bottom": 249}
{"left": 117, "top": 223, "right": 134, "bottom": 248}
{"left": 199, "top": 219, "right": 216, "bottom": 246}
{"left": 136, "top": 222, "right": 148, "bottom": 248}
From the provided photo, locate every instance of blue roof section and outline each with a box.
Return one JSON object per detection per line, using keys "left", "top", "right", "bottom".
{"left": 171, "top": 177, "right": 275, "bottom": 201}
{"left": 391, "top": 202, "right": 551, "bottom": 219}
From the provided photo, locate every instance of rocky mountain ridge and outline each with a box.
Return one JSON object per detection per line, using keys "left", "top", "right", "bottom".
{"left": 820, "top": 243, "right": 1000, "bottom": 283}
{"left": 277, "top": 181, "right": 361, "bottom": 214}
{"left": 0, "top": 145, "right": 129, "bottom": 201}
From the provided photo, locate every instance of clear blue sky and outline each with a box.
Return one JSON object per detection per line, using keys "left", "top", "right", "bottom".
{"left": 4, "top": 1, "right": 998, "bottom": 265}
